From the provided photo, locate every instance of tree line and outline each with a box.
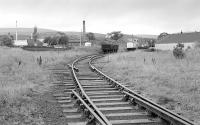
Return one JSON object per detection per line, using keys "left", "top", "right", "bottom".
{"left": 43, "top": 32, "right": 69, "bottom": 46}
{"left": 43, "top": 32, "right": 96, "bottom": 46}
{"left": 0, "top": 33, "right": 14, "bottom": 46}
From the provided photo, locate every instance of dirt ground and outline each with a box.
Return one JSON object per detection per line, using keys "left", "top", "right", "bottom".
{"left": 0, "top": 72, "right": 68, "bottom": 125}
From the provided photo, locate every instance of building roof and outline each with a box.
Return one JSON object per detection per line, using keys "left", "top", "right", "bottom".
{"left": 157, "top": 32, "right": 200, "bottom": 44}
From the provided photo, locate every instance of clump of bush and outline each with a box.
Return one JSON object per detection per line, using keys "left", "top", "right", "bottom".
{"left": 43, "top": 32, "right": 69, "bottom": 47}
{"left": 194, "top": 41, "right": 200, "bottom": 48}
{"left": 173, "top": 43, "right": 185, "bottom": 59}
{"left": 0, "top": 33, "right": 14, "bottom": 47}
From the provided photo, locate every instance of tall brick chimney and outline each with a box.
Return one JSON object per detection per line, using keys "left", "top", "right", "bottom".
{"left": 83, "top": 20, "right": 86, "bottom": 42}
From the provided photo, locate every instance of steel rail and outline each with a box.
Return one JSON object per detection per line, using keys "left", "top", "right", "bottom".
{"left": 70, "top": 55, "right": 112, "bottom": 125}
{"left": 72, "top": 90, "right": 106, "bottom": 125}
{"left": 89, "top": 55, "right": 195, "bottom": 125}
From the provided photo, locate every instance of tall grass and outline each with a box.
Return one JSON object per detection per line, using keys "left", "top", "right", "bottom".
{"left": 96, "top": 49, "right": 200, "bottom": 123}
{"left": 0, "top": 46, "right": 98, "bottom": 124}
{"left": 0, "top": 46, "right": 98, "bottom": 106}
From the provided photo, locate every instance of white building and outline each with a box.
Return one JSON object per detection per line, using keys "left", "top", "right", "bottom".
{"left": 156, "top": 32, "right": 200, "bottom": 50}
{"left": 155, "top": 42, "right": 195, "bottom": 50}
{"left": 85, "top": 42, "right": 91, "bottom": 47}
{"left": 14, "top": 40, "right": 28, "bottom": 46}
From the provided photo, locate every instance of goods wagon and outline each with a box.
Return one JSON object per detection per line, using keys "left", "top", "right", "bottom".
{"left": 127, "top": 42, "right": 137, "bottom": 51}
{"left": 101, "top": 44, "right": 118, "bottom": 53}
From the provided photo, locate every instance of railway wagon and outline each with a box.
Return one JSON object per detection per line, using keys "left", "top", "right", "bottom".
{"left": 127, "top": 42, "right": 137, "bottom": 51}
{"left": 101, "top": 44, "right": 119, "bottom": 53}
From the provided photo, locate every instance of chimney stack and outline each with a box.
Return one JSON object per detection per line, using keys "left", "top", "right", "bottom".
{"left": 83, "top": 20, "right": 86, "bottom": 42}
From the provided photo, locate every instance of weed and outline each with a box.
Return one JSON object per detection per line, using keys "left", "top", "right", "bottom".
{"left": 173, "top": 43, "right": 185, "bottom": 59}
{"left": 96, "top": 49, "right": 200, "bottom": 123}
{"left": 0, "top": 46, "right": 97, "bottom": 124}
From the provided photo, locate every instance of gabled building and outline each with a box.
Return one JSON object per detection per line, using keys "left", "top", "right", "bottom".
{"left": 155, "top": 32, "right": 200, "bottom": 50}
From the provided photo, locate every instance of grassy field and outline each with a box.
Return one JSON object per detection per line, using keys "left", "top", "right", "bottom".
{"left": 0, "top": 46, "right": 99, "bottom": 124}
{"left": 95, "top": 49, "right": 200, "bottom": 124}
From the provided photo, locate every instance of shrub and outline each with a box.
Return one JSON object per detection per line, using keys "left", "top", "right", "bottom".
{"left": 2, "top": 36, "right": 13, "bottom": 47}
{"left": 44, "top": 32, "right": 69, "bottom": 46}
{"left": 106, "top": 31, "right": 123, "bottom": 41}
{"left": 194, "top": 41, "right": 200, "bottom": 48}
{"left": 86, "top": 32, "right": 95, "bottom": 41}
{"left": 173, "top": 43, "right": 185, "bottom": 59}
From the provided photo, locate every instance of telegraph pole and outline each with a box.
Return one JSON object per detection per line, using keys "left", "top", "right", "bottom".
{"left": 16, "top": 20, "right": 18, "bottom": 41}
{"left": 80, "top": 29, "right": 82, "bottom": 46}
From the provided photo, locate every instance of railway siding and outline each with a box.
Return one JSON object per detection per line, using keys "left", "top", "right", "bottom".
{"left": 88, "top": 55, "right": 195, "bottom": 125}
{"left": 52, "top": 54, "right": 195, "bottom": 125}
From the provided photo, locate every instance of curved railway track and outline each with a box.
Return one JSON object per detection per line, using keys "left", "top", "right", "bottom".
{"left": 52, "top": 55, "right": 195, "bottom": 125}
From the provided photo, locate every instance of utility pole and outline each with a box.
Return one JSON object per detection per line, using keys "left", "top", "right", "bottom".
{"left": 31, "top": 33, "right": 33, "bottom": 39}
{"left": 80, "top": 29, "right": 82, "bottom": 46}
{"left": 132, "top": 34, "right": 133, "bottom": 42}
{"left": 16, "top": 20, "right": 18, "bottom": 41}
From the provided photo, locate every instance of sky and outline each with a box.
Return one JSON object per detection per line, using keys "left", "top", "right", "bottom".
{"left": 0, "top": 0, "right": 200, "bottom": 35}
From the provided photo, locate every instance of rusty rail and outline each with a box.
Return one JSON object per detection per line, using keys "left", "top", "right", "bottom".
{"left": 71, "top": 90, "right": 106, "bottom": 125}
{"left": 89, "top": 55, "right": 195, "bottom": 125}
{"left": 70, "top": 55, "right": 112, "bottom": 125}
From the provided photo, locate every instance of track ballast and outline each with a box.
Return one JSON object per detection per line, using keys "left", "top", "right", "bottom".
{"left": 53, "top": 55, "right": 195, "bottom": 125}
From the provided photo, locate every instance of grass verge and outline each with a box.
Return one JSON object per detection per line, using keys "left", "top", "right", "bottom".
{"left": 0, "top": 46, "right": 99, "bottom": 124}
{"left": 95, "top": 49, "right": 200, "bottom": 124}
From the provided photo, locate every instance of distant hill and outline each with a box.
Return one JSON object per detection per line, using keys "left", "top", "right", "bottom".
{"left": 0, "top": 28, "right": 156, "bottom": 46}
{"left": 0, "top": 28, "right": 57, "bottom": 35}
{"left": 135, "top": 34, "right": 158, "bottom": 39}
{"left": 0, "top": 28, "right": 58, "bottom": 40}
{"left": 0, "top": 28, "right": 106, "bottom": 42}
{"left": 157, "top": 32, "right": 200, "bottom": 44}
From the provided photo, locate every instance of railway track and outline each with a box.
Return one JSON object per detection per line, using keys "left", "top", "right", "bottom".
{"left": 52, "top": 55, "right": 195, "bottom": 125}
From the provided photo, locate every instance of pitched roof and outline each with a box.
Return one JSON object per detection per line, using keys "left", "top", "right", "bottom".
{"left": 157, "top": 32, "right": 200, "bottom": 44}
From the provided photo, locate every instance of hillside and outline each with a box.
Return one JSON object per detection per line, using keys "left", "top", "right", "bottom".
{"left": 157, "top": 32, "right": 200, "bottom": 44}
{"left": 0, "top": 28, "right": 57, "bottom": 34}
{"left": 0, "top": 28, "right": 106, "bottom": 42}
{"left": 135, "top": 34, "right": 158, "bottom": 39}
{"left": 0, "top": 28, "right": 57, "bottom": 40}
{"left": 0, "top": 28, "right": 156, "bottom": 45}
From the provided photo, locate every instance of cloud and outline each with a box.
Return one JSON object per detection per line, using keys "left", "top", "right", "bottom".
{"left": 0, "top": 0, "right": 200, "bottom": 34}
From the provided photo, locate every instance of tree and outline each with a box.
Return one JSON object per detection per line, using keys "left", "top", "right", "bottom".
{"left": 50, "top": 36, "right": 59, "bottom": 45}
{"left": 108, "top": 31, "right": 123, "bottom": 41}
{"left": 43, "top": 32, "right": 69, "bottom": 46}
{"left": 2, "top": 36, "right": 13, "bottom": 46}
{"left": 157, "top": 32, "right": 168, "bottom": 40}
{"left": 58, "top": 35, "right": 69, "bottom": 46}
{"left": 43, "top": 36, "right": 52, "bottom": 45}
{"left": 33, "top": 26, "right": 39, "bottom": 42}
{"left": 173, "top": 43, "right": 185, "bottom": 59}
{"left": 86, "top": 32, "right": 95, "bottom": 41}
{"left": 147, "top": 39, "right": 156, "bottom": 47}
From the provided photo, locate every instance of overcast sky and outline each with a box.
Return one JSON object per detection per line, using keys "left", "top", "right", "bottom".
{"left": 0, "top": 0, "right": 199, "bottom": 35}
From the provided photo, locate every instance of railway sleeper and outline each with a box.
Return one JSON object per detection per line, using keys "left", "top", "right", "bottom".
{"left": 86, "top": 91, "right": 121, "bottom": 96}
{"left": 95, "top": 102, "right": 130, "bottom": 108}
{"left": 88, "top": 94, "right": 123, "bottom": 99}
{"left": 105, "top": 112, "right": 151, "bottom": 120}
{"left": 110, "top": 118, "right": 166, "bottom": 125}
{"left": 100, "top": 106, "right": 144, "bottom": 114}
{"left": 84, "top": 87, "right": 117, "bottom": 91}
{"left": 82, "top": 85, "right": 112, "bottom": 88}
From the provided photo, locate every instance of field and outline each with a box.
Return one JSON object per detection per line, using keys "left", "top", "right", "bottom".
{"left": 95, "top": 49, "right": 200, "bottom": 124}
{"left": 0, "top": 46, "right": 99, "bottom": 124}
